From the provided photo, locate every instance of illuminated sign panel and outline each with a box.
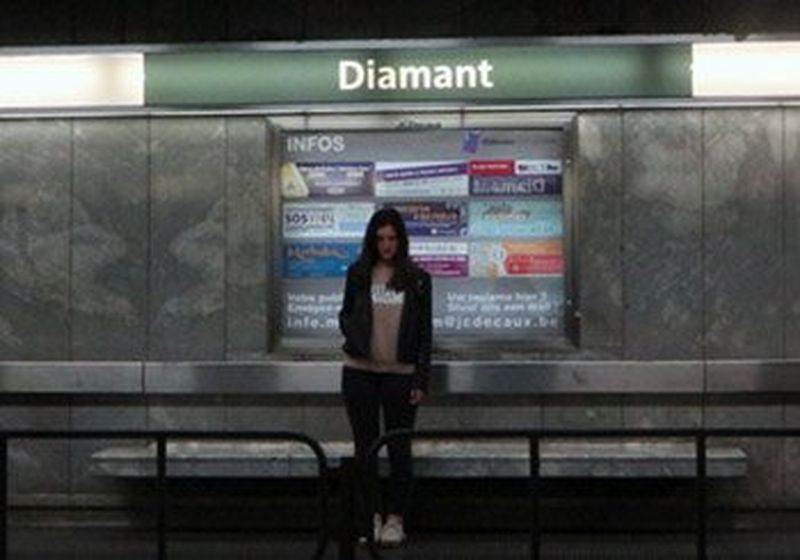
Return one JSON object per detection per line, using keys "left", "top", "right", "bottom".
{"left": 278, "top": 128, "right": 567, "bottom": 342}
{"left": 144, "top": 45, "right": 691, "bottom": 105}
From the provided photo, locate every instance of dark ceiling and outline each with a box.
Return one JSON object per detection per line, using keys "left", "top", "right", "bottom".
{"left": 2, "top": 0, "right": 800, "bottom": 47}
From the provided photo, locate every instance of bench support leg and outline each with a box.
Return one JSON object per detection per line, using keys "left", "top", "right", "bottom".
{"left": 338, "top": 457, "right": 357, "bottom": 560}
{"left": 157, "top": 437, "right": 167, "bottom": 560}
{"left": 529, "top": 437, "right": 540, "bottom": 560}
{"left": 696, "top": 435, "right": 707, "bottom": 560}
{"left": 1, "top": 438, "right": 6, "bottom": 560}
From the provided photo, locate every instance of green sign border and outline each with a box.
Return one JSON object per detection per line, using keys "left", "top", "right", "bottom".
{"left": 145, "top": 44, "right": 691, "bottom": 106}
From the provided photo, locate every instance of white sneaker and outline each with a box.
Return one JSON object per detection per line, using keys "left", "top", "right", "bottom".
{"left": 357, "top": 514, "right": 382, "bottom": 546}
{"left": 379, "top": 515, "right": 406, "bottom": 547}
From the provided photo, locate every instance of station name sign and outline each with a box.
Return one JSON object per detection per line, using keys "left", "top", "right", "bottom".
{"left": 144, "top": 44, "right": 691, "bottom": 106}
{"left": 337, "top": 58, "right": 495, "bottom": 91}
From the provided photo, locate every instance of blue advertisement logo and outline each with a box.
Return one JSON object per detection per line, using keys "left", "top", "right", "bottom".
{"left": 462, "top": 130, "right": 481, "bottom": 154}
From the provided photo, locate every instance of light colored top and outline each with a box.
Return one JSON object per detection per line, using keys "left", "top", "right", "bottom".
{"left": 344, "top": 265, "right": 415, "bottom": 375}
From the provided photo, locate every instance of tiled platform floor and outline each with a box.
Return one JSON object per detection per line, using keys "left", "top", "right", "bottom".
{"left": 8, "top": 528, "right": 800, "bottom": 559}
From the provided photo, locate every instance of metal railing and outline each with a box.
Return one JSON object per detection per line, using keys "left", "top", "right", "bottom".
{"left": 352, "top": 427, "right": 800, "bottom": 560}
{"left": 0, "top": 430, "right": 330, "bottom": 560}
{"left": 2, "top": 426, "right": 797, "bottom": 559}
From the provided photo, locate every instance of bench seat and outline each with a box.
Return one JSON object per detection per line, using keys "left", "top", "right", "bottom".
{"left": 90, "top": 440, "right": 747, "bottom": 479}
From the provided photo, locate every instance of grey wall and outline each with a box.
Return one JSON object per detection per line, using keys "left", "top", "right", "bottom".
{"left": 577, "top": 107, "right": 795, "bottom": 361}
{"left": 5, "top": 109, "right": 796, "bottom": 362}
{"left": 3, "top": 108, "right": 800, "bottom": 509}
{"left": 0, "top": 108, "right": 800, "bottom": 360}
{"left": 0, "top": 117, "right": 270, "bottom": 361}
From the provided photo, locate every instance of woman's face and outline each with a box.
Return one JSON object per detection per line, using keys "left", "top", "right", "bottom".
{"left": 376, "top": 224, "right": 399, "bottom": 263}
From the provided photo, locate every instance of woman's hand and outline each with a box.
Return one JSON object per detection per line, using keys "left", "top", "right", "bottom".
{"left": 409, "top": 389, "right": 426, "bottom": 406}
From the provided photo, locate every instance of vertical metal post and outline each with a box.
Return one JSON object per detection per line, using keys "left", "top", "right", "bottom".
{"left": 0, "top": 437, "right": 7, "bottom": 560}
{"left": 157, "top": 437, "right": 167, "bottom": 560}
{"left": 695, "top": 435, "right": 707, "bottom": 560}
{"left": 312, "top": 458, "right": 329, "bottom": 560}
{"left": 529, "top": 436, "right": 541, "bottom": 560}
{"left": 338, "top": 456, "right": 356, "bottom": 560}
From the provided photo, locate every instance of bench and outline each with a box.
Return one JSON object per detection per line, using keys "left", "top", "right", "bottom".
{"left": 90, "top": 440, "right": 747, "bottom": 479}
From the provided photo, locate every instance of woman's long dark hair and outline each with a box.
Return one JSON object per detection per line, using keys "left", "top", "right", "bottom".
{"left": 356, "top": 207, "right": 417, "bottom": 292}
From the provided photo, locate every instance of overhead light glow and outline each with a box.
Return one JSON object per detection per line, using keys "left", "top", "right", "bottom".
{"left": 0, "top": 54, "right": 144, "bottom": 108}
{"left": 693, "top": 42, "right": 800, "bottom": 97}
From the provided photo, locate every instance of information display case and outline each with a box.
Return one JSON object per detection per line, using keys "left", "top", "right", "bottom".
{"left": 272, "top": 115, "right": 577, "bottom": 353}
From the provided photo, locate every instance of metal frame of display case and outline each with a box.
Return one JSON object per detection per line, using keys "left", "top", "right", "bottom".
{"left": 267, "top": 109, "right": 580, "bottom": 359}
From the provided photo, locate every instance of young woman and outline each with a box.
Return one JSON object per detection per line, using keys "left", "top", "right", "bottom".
{"left": 338, "top": 207, "right": 432, "bottom": 546}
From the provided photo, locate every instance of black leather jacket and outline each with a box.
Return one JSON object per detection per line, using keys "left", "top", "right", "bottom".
{"left": 338, "top": 262, "right": 432, "bottom": 392}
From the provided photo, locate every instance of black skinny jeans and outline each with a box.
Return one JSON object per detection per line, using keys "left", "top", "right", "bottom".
{"left": 341, "top": 365, "right": 418, "bottom": 524}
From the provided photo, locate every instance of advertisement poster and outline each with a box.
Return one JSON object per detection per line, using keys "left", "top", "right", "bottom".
{"left": 374, "top": 161, "right": 469, "bottom": 197}
{"left": 468, "top": 200, "right": 563, "bottom": 238}
{"left": 433, "top": 278, "right": 564, "bottom": 338}
{"left": 469, "top": 159, "right": 562, "bottom": 196}
{"left": 410, "top": 241, "right": 469, "bottom": 277}
{"left": 470, "top": 174, "right": 561, "bottom": 196}
{"left": 282, "top": 278, "right": 563, "bottom": 338}
{"left": 283, "top": 242, "right": 360, "bottom": 279}
{"left": 387, "top": 201, "right": 468, "bottom": 237}
{"left": 281, "top": 162, "right": 373, "bottom": 198}
{"left": 278, "top": 128, "right": 568, "bottom": 342}
{"left": 282, "top": 202, "right": 374, "bottom": 239}
{"left": 283, "top": 279, "right": 344, "bottom": 336}
{"left": 470, "top": 240, "right": 563, "bottom": 277}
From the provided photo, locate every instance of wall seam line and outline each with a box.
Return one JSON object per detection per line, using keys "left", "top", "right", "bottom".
{"left": 223, "top": 118, "right": 230, "bottom": 360}
{"left": 67, "top": 120, "right": 75, "bottom": 360}
{"left": 619, "top": 109, "right": 626, "bottom": 359}
{"left": 145, "top": 117, "right": 153, "bottom": 360}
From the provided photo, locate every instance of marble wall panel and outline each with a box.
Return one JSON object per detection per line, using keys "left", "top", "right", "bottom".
{"left": 71, "top": 119, "right": 149, "bottom": 359}
{"left": 70, "top": 405, "right": 148, "bottom": 431}
{"left": 622, "top": 111, "right": 703, "bottom": 359}
{"left": 224, "top": 404, "right": 304, "bottom": 432}
{"left": 301, "top": 404, "right": 351, "bottom": 440}
{"left": 785, "top": 109, "right": 800, "bottom": 358}
{"left": 0, "top": 405, "right": 70, "bottom": 430}
{"left": 225, "top": 118, "right": 270, "bottom": 359}
{"left": 147, "top": 404, "right": 227, "bottom": 431}
{"left": 0, "top": 120, "right": 71, "bottom": 359}
{"left": 704, "top": 402, "right": 783, "bottom": 429}
{"left": 783, "top": 403, "right": 800, "bottom": 428}
{"left": 9, "top": 440, "right": 71, "bottom": 496}
{"left": 723, "top": 438, "right": 784, "bottom": 507}
{"left": 704, "top": 399, "right": 784, "bottom": 505}
{"left": 541, "top": 397, "right": 622, "bottom": 430}
{"left": 456, "top": 405, "right": 541, "bottom": 430}
{"left": 703, "top": 109, "right": 783, "bottom": 359}
{"left": 0, "top": 404, "right": 71, "bottom": 497}
{"left": 622, "top": 399, "right": 702, "bottom": 428}
{"left": 781, "top": 403, "right": 800, "bottom": 500}
{"left": 783, "top": 437, "right": 800, "bottom": 501}
{"left": 417, "top": 403, "right": 541, "bottom": 431}
{"left": 149, "top": 118, "right": 226, "bottom": 359}
{"left": 415, "top": 405, "right": 465, "bottom": 431}
{"left": 576, "top": 113, "right": 623, "bottom": 354}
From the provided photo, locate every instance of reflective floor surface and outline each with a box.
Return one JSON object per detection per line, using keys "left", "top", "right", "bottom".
{"left": 8, "top": 528, "right": 800, "bottom": 559}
